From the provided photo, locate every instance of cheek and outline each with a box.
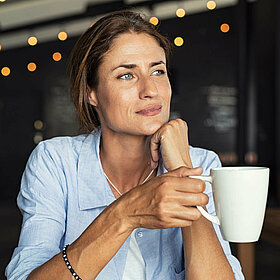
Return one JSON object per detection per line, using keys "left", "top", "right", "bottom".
{"left": 98, "top": 88, "right": 134, "bottom": 121}
{"left": 160, "top": 80, "right": 172, "bottom": 105}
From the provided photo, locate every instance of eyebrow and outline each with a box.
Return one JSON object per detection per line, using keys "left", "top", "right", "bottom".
{"left": 112, "top": 60, "right": 165, "bottom": 71}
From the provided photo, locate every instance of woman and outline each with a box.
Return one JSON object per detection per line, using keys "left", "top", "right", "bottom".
{"left": 6, "top": 10, "right": 244, "bottom": 280}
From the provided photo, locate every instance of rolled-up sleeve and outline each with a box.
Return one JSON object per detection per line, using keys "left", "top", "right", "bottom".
{"left": 203, "top": 151, "right": 245, "bottom": 280}
{"left": 6, "top": 142, "right": 66, "bottom": 280}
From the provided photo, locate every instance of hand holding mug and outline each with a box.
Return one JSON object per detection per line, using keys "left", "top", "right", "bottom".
{"left": 122, "top": 166, "right": 208, "bottom": 230}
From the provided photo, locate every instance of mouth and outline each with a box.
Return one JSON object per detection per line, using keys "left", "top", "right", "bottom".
{"left": 136, "top": 104, "right": 162, "bottom": 116}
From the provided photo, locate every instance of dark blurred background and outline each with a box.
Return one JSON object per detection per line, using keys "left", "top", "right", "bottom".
{"left": 0, "top": 0, "right": 279, "bottom": 279}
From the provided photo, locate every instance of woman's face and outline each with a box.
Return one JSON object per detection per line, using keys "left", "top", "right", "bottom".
{"left": 89, "top": 32, "right": 172, "bottom": 136}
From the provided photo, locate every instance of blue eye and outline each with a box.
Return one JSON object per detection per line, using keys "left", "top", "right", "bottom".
{"left": 119, "top": 73, "right": 133, "bottom": 80}
{"left": 152, "top": 69, "right": 165, "bottom": 76}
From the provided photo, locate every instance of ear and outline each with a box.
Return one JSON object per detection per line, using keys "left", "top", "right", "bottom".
{"left": 87, "top": 86, "right": 98, "bottom": 107}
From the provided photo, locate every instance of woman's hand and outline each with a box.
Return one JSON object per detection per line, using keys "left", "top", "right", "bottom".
{"left": 150, "top": 119, "right": 192, "bottom": 171}
{"left": 119, "top": 166, "right": 208, "bottom": 230}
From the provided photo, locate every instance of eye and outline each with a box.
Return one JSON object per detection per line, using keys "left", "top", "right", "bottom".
{"left": 118, "top": 73, "right": 133, "bottom": 80}
{"left": 152, "top": 69, "right": 166, "bottom": 76}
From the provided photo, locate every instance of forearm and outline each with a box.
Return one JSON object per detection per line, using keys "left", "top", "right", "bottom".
{"left": 182, "top": 215, "right": 235, "bottom": 280}
{"left": 27, "top": 199, "right": 132, "bottom": 280}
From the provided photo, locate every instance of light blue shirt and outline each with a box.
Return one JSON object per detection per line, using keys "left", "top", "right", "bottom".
{"left": 6, "top": 129, "right": 244, "bottom": 280}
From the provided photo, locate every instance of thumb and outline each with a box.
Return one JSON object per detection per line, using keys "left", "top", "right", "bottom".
{"left": 164, "top": 166, "right": 203, "bottom": 178}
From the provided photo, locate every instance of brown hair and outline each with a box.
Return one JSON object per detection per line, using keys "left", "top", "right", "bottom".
{"left": 68, "top": 10, "right": 172, "bottom": 133}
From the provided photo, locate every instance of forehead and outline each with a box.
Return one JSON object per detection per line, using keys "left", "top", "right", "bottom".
{"left": 101, "top": 32, "right": 166, "bottom": 66}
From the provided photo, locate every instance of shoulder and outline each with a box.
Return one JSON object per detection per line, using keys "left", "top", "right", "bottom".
{"left": 25, "top": 134, "right": 95, "bottom": 172}
{"left": 29, "top": 135, "right": 81, "bottom": 162}
{"left": 37, "top": 134, "right": 88, "bottom": 153}
{"left": 31, "top": 132, "right": 98, "bottom": 160}
{"left": 189, "top": 145, "right": 221, "bottom": 173}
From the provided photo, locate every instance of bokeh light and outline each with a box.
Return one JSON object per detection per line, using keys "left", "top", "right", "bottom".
{"left": 27, "top": 62, "right": 37, "bottom": 72}
{"left": 28, "top": 36, "right": 38, "bottom": 46}
{"left": 176, "top": 8, "right": 186, "bottom": 18}
{"left": 207, "top": 1, "right": 217, "bottom": 10}
{"left": 1, "top": 67, "right": 10, "bottom": 76}
{"left": 220, "top": 23, "right": 230, "bottom": 33}
{"left": 52, "top": 52, "right": 62, "bottom": 61}
{"left": 33, "top": 132, "right": 43, "bottom": 144}
{"left": 34, "top": 120, "right": 44, "bottom": 130}
{"left": 58, "top": 31, "right": 68, "bottom": 41}
{"left": 149, "top": 16, "right": 159, "bottom": 26}
{"left": 174, "top": 37, "right": 184, "bottom": 47}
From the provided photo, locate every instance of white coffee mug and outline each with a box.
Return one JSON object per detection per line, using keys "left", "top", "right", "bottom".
{"left": 191, "top": 167, "right": 270, "bottom": 242}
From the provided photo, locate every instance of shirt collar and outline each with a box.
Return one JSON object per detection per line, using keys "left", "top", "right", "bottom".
{"left": 77, "top": 128, "right": 115, "bottom": 211}
{"left": 77, "top": 128, "right": 167, "bottom": 211}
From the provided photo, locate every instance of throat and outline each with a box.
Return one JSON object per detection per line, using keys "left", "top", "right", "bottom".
{"left": 99, "top": 131, "right": 155, "bottom": 196}
{"left": 104, "top": 167, "right": 155, "bottom": 197}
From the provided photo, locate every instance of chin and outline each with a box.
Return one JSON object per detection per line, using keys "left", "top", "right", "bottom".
{"left": 140, "top": 121, "right": 166, "bottom": 136}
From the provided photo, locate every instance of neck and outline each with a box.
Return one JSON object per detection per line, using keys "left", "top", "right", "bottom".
{"left": 100, "top": 127, "right": 154, "bottom": 193}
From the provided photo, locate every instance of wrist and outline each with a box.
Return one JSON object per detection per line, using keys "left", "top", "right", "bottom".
{"left": 168, "top": 154, "right": 193, "bottom": 171}
{"left": 113, "top": 195, "right": 137, "bottom": 234}
{"left": 168, "top": 161, "right": 192, "bottom": 171}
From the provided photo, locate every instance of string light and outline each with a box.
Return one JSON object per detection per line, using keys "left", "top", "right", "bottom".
{"left": 33, "top": 132, "right": 43, "bottom": 144}
{"left": 27, "top": 62, "right": 37, "bottom": 72}
{"left": 220, "top": 23, "right": 230, "bottom": 33}
{"left": 174, "top": 37, "right": 184, "bottom": 47}
{"left": 149, "top": 16, "right": 159, "bottom": 26}
{"left": 34, "top": 120, "right": 44, "bottom": 130}
{"left": 176, "top": 8, "right": 186, "bottom": 18}
{"left": 0, "top": 44, "right": 2, "bottom": 51}
{"left": 58, "top": 31, "right": 68, "bottom": 41}
{"left": 28, "top": 36, "right": 38, "bottom": 46}
{"left": 1, "top": 67, "right": 10, "bottom": 76}
{"left": 52, "top": 52, "right": 62, "bottom": 61}
{"left": 207, "top": 1, "right": 217, "bottom": 10}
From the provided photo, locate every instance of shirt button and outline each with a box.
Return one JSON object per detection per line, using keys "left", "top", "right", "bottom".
{"left": 137, "top": 231, "right": 143, "bottom": 238}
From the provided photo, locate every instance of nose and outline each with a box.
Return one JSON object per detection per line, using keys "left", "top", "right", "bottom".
{"left": 138, "top": 76, "right": 159, "bottom": 99}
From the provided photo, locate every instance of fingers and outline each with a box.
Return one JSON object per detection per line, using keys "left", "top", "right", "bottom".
{"left": 161, "top": 166, "right": 205, "bottom": 191}
{"left": 127, "top": 165, "right": 209, "bottom": 230}
{"left": 149, "top": 119, "right": 191, "bottom": 171}
{"left": 157, "top": 167, "right": 206, "bottom": 194}
{"left": 151, "top": 175, "right": 208, "bottom": 207}
{"left": 149, "top": 204, "right": 204, "bottom": 229}
{"left": 156, "top": 183, "right": 208, "bottom": 206}
{"left": 174, "top": 192, "right": 209, "bottom": 206}
{"left": 166, "top": 166, "right": 203, "bottom": 178}
{"left": 149, "top": 129, "right": 161, "bottom": 166}
{"left": 170, "top": 205, "right": 202, "bottom": 220}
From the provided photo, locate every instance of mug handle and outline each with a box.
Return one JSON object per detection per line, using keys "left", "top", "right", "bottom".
{"left": 189, "top": 175, "right": 220, "bottom": 225}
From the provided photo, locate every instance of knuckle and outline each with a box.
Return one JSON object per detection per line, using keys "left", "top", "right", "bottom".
{"left": 197, "top": 180, "right": 205, "bottom": 192}
{"left": 158, "top": 177, "right": 172, "bottom": 191}
{"left": 176, "top": 118, "right": 188, "bottom": 128}
{"left": 160, "top": 176, "right": 169, "bottom": 185}
{"left": 169, "top": 119, "right": 177, "bottom": 125}
{"left": 178, "top": 166, "right": 189, "bottom": 174}
{"left": 185, "top": 220, "right": 193, "bottom": 227}
{"left": 172, "top": 119, "right": 183, "bottom": 127}
{"left": 154, "top": 191, "right": 164, "bottom": 204}
{"left": 194, "top": 209, "right": 202, "bottom": 220}
{"left": 198, "top": 194, "right": 209, "bottom": 205}
{"left": 158, "top": 220, "right": 169, "bottom": 229}
{"left": 178, "top": 118, "right": 185, "bottom": 125}
{"left": 156, "top": 204, "right": 167, "bottom": 220}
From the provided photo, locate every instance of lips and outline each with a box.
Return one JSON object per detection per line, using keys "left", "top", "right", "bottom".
{"left": 136, "top": 104, "right": 162, "bottom": 116}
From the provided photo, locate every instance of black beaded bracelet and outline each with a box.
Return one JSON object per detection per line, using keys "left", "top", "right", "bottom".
{"left": 62, "top": 245, "right": 82, "bottom": 280}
